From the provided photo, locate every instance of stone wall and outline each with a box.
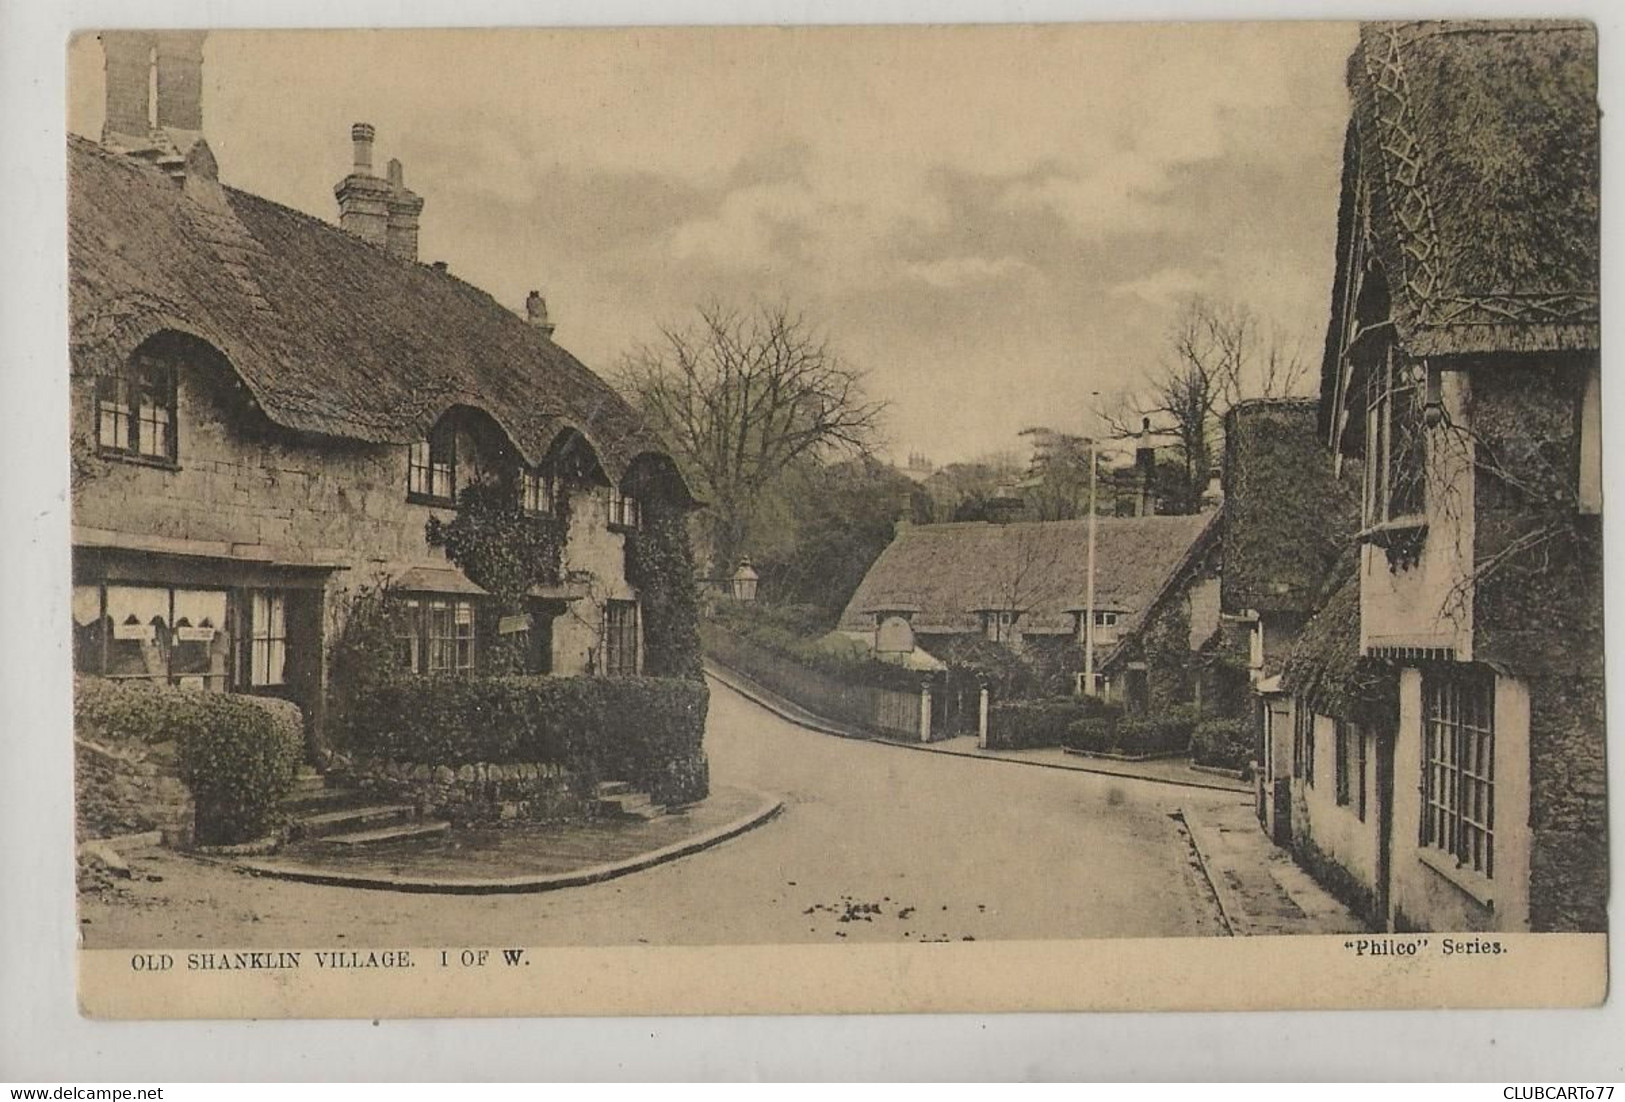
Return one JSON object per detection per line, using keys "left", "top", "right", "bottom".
{"left": 75, "top": 736, "right": 194, "bottom": 846}
{"left": 1527, "top": 673, "right": 1609, "bottom": 932}
{"left": 347, "top": 756, "right": 593, "bottom": 825}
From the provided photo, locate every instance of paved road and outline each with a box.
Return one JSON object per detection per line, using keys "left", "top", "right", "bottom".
{"left": 81, "top": 678, "right": 1233, "bottom": 947}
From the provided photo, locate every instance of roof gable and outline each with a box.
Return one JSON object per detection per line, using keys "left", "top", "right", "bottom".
{"left": 68, "top": 135, "right": 678, "bottom": 492}
{"left": 1340, "top": 21, "right": 1598, "bottom": 359}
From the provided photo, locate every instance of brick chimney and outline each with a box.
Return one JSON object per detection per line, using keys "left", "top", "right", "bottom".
{"left": 1135, "top": 417, "right": 1156, "bottom": 517}
{"left": 384, "top": 158, "right": 424, "bottom": 262}
{"left": 334, "top": 123, "right": 391, "bottom": 247}
{"left": 525, "top": 291, "right": 556, "bottom": 339}
{"left": 101, "top": 31, "right": 206, "bottom": 156}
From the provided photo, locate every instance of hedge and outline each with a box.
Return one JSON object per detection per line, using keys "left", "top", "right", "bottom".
{"left": 1191, "top": 717, "right": 1255, "bottom": 774}
{"left": 987, "top": 695, "right": 1119, "bottom": 750}
{"left": 345, "top": 674, "right": 710, "bottom": 806}
{"left": 1061, "top": 703, "right": 1201, "bottom": 758}
{"left": 75, "top": 677, "right": 303, "bottom": 845}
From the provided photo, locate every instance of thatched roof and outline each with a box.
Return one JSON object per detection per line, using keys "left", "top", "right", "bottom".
{"left": 1221, "top": 398, "right": 1360, "bottom": 615}
{"left": 68, "top": 135, "right": 684, "bottom": 494}
{"left": 1280, "top": 567, "right": 1397, "bottom": 724}
{"left": 1338, "top": 21, "right": 1599, "bottom": 361}
{"left": 837, "top": 512, "right": 1216, "bottom": 638}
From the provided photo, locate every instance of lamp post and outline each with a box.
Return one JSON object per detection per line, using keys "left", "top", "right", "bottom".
{"left": 1083, "top": 435, "right": 1098, "bottom": 696}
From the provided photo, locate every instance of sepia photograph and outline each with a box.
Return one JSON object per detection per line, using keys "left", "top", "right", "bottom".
{"left": 56, "top": 16, "right": 1605, "bottom": 1020}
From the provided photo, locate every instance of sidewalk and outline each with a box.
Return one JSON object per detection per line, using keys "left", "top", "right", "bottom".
{"left": 224, "top": 784, "right": 783, "bottom": 894}
{"left": 1178, "top": 798, "right": 1368, "bottom": 936}
{"left": 705, "top": 659, "right": 1251, "bottom": 795}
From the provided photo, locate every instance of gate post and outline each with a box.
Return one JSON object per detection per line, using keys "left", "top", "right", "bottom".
{"left": 978, "top": 685, "right": 990, "bottom": 749}
{"left": 919, "top": 683, "right": 932, "bottom": 743}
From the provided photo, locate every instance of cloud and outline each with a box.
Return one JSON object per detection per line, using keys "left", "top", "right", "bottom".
{"left": 1110, "top": 266, "right": 1211, "bottom": 307}
{"left": 901, "top": 255, "right": 1037, "bottom": 289}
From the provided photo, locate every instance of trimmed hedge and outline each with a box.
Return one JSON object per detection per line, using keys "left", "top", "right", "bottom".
{"left": 346, "top": 675, "right": 710, "bottom": 807}
{"left": 1061, "top": 703, "right": 1201, "bottom": 758}
{"left": 75, "top": 677, "right": 302, "bottom": 845}
{"left": 1191, "top": 717, "right": 1255, "bottom": 774}
{"left": 988, "top": 695, "right": 1119, "bottom": 750}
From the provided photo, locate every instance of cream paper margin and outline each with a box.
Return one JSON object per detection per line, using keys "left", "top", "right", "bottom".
{"left": 80, "top": 934, "right": 1607, "bottom": 1018}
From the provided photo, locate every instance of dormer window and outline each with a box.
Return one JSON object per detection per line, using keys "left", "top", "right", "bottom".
{"left": 983, "top": 609, "right": 1016, "bottom": 643}
{"left": 521, "top": 468, "right": 553, "bottom": 514}
{"left": 408, "top": 420, "right": 456, "bottom": 504}
{"left": 1364, "top": 345, "right": 1426, "bottom": 528}
{"left": 97, "top": 353, "right": 177, "bottom": 465}
{"left": 607, "top": 488, "right": 641, "bottom": 531}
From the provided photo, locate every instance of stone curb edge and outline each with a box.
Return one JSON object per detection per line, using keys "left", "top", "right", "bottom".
{"left": 705, "top": 661, "right": 1252, "bottom": 796}
{"left": 216, "top": 791, "right": 786, "bottom": 896}
{"left": 1171, "top": 807, "right": 1237, "bottom": 937}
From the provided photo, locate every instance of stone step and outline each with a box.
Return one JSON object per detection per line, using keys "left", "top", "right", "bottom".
{"left": 595, "top": 779, "right": 634, "bottom": 797}
{"left": 597, "top": 793, "right": 666, "bottom": 821}
{"left": 316, "top": 820, "right": 452, "bottom": 848}
{"left": 293, "top": 803, "right": 417, "bottom": 840}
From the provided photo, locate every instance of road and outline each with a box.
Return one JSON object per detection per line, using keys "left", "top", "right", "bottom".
{"left": 80, "top": 677, "right": 1231, "bottom": 947}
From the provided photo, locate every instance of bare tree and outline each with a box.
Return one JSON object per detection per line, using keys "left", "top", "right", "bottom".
{"left": 1093, "top": 295, "right": 1310, "bottom": 513}
{"left": 617, "top": 302, "right": 886, "bottom": 574}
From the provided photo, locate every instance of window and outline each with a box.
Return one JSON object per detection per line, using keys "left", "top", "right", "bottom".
{"left": 408, "top": 421, "right": 456, "bottom": 502}
{"left": 985, "top": 610, "right": 1015, "bottom": 643}
{"left": 246, "top": 590, "right": 288, "bottom": 687}
{"left": 1292, "top": 698, "right": 1316, "bottom": 784}
{"left": 1094, "top": 611, "right": 1118, "bottom": 627}
{"left": 604, "top": 600, "right": 638, "bottom": 676}
{"left": 72, "top": 583, "right": 230, "bottom": 691}
{"left": 1422, "top": 669, "right": 1496, "bottom": 879}
{"left": 1363, "top": 345, "right": 1426, "bottom": 526}
{"left": 1335, "top": 719, "right": 1364, "bottom": 811}
{"left": 397, "top": 597, "right": 477, "bottom": 675}
{"left": 521, "top": 468, "right": 553, "bottom": 514}
{"left": 607, "top": 488, "right": 641, "bottom": 530}
{"left": 96, "top": 354, "right": 176, "bottom": 463}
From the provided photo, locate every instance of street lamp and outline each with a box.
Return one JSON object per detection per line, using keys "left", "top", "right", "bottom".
{"left": 731, "top": 558, "right": 759, "bottom": 602}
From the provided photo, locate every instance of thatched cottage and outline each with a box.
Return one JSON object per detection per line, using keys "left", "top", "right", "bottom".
{"left": 1277, "top": 20, "right": 1602, "bottom": 933}
{"left": 70, "top": 33, "right": 695, "bottom": 755}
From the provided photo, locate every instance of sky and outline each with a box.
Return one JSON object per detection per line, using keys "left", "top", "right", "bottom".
{"left": 67, "top": 23, "right": 1359, "bottom": 467}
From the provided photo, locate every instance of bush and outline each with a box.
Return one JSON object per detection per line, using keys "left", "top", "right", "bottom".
{"left": 348, "top": 674, "right": 710, "bottom": 806}
{"left": 75, "top": 679, "right": 303, "bottom": 846}
{"left": 988, "top": 695, "right": 1119, "bottom": 750}
{"left": 1191, "top": 716, "right": 1255, "bottom": 774}
{"left": 177, "top": 695, "right": 303, "bottom": 845}
{"left": 1063, "top": 716, "right": 1115, "bottom": 754}
{"left": 1114, "top": 708, "right": 1197, "bottom": 756}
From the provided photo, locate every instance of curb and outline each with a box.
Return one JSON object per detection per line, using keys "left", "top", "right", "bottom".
{"left": 1171, "top": 808, "right": 1236, "bottom": 937}
{"left": 705, "top": 664, "right": 1252, "bottom": 796}
{"left": 222, "top": 790, "right": 786, "bottom": 895}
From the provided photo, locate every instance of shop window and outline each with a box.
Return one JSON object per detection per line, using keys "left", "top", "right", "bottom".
{"left": 96, "top": 353, "right": 176, "bottom": 464}
{"left": 1422, "top": 669, "right": 1496, "bottom": 879}
{"left": 604, "top": 600, "right": 638, "bottom": 676}
{"left": 73, "top": 583, "right": 229, "bottom": 691}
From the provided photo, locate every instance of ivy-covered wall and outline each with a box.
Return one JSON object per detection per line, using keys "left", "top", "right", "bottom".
{"left": 1222, "top": 400, "right": 1360, "bottom": 616}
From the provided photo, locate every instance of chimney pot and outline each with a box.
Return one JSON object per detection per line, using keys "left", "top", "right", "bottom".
{"left": 431, "top": 260, "right": 449, "bottom": 273}
{"left": 351, "top": 122, "right": 376, "bottom": 172}
{"left": 525, "top": 291, "right": 556, "bottom": 338}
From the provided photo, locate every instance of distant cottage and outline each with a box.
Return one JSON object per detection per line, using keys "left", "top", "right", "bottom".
{"left": 838, "top": 511, "right": 1217, "bottom": 706}
{"left": 70, "top": 33, "right": 695, "bottom": 755}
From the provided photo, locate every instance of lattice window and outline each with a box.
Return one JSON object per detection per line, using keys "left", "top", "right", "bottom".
{"left": 247, "top": 590, "right": 287, "bottom": 687}
{"left": 97, "top": 354, "right": 176, "bottom": 462}
{"left": 1422, "top": 669, "right": 1496, "bottom": 879}
{"left": 408, "top": 420, "right": 456, "bottom": 502}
